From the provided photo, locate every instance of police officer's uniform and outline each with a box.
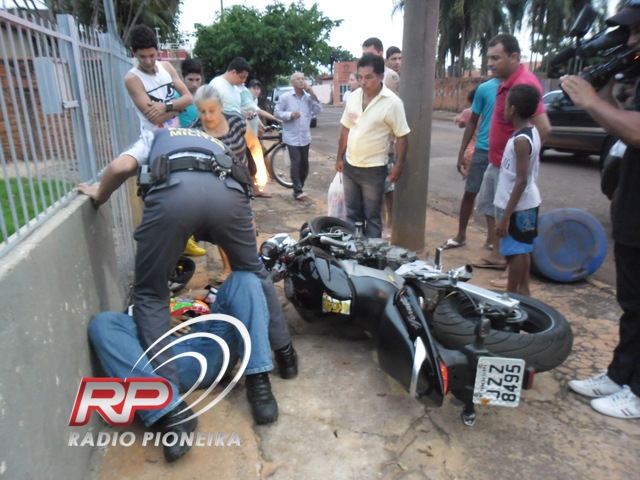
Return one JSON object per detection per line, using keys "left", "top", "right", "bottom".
{"left": 127, "top": 127, "right": 291, "bottom": 384}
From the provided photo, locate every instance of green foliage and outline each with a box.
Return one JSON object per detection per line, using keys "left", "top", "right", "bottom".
{"left": 0, "top": 178, "right": 70, "bottom": 238}
{"left": 16, "top": 0, "right": 181, "bottom": 46}
{"left": 192, "top": 2, "right": 341, "bottom": 87}
{"left": 329, "top": 46, "right": 357, "bottom": 63}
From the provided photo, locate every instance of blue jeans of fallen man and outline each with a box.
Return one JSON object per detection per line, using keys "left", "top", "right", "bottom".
{"left": 342, "top": 160, "right": 387, "bottom": 238}
{"left": 88, "top": 271, "right": 273, "bottom": 427}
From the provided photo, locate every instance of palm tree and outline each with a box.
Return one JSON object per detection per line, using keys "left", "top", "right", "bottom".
{"left": 13, "top": 0, "right": 182, "bottom": 45}
{"left": 394, "top": 0, "right": 509, "bottom": 77}
{"left": 392, "top": 0, "right": 617, "bottom": 77}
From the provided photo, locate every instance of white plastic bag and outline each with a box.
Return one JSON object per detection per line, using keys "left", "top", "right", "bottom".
{"left": 327, "top": 172, "right": 346, "bottom": 220}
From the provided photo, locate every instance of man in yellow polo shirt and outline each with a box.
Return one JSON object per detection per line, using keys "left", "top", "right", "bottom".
{"left": 335, "top": 53, "right": 410, "bottom": 238}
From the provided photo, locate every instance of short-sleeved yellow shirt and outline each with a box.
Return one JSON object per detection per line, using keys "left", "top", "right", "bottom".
{"left": 340, "top": 84, "right": 410, "bottom": 168}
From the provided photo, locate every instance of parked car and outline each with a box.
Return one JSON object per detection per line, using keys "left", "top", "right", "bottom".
{"left": 265, "top": 85, "right": 318, "bottom": 128}
{"left": 542, "top": 89, "right": 615, "bottom": 167}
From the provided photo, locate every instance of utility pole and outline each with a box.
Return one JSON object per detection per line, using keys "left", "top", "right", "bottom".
{"left": 103, "top": 0, "right": 117, "bottom": 36}
{"left": 220, "top": 0, "right": 225, "bottom": 20}
{"left": 391, "top": 0, "right": 440, "bottom": 252}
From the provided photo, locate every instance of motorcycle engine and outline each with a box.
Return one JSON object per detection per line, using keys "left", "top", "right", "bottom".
{"left": 364, "top": 239, "right": 418, "bottom": 270}
{"left": 382, "top": 245, "right": 418, "bottom": 270}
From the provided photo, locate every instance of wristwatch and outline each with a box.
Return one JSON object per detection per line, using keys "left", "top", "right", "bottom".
{"left": 165, "top": 102, "right": 174, "bottom": 113}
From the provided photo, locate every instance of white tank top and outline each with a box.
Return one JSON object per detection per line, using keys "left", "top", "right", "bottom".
{"left": 129, "top": 62, "right": 177, "bottom": 132}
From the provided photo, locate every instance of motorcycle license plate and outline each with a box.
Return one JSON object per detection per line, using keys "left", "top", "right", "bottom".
{"left": 473, "top": 357, "right": 525, "bottom": 407}
{"left": 322, "top": 292, "right": 351, "bottom": 315}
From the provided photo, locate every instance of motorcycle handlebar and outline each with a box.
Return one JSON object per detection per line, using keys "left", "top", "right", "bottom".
{"left": 319, "top": 235, "right": 348, "bottom": 248}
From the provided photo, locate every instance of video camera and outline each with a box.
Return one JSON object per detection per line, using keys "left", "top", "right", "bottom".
{"left": 549, "top": 5, "right": 640, "bottom": 90}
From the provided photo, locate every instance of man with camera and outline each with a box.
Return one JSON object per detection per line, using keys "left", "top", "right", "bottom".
{"left": 563, "top": 1, "right": 640, "bottom": 419}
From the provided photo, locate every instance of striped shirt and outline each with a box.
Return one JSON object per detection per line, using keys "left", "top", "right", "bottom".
{"left": 190, "top": 113, "right": 248, "bottom": 164}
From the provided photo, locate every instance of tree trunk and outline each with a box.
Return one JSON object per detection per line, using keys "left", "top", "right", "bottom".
{"left": 458, "top": 27, "right": 467, "bottom": 78}
{"left": 392, "top": 0, "right": 440, "bottom": 251}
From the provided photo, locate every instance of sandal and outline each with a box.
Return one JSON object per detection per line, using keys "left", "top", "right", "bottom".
{"left": 489, "top": 276, "right": 508, "bottom": 288}
{"left": 441, "top": 238, "right": 466, "bottom": 249}
{"left": 472, "top": 258, "right": 507, "bottom": 269}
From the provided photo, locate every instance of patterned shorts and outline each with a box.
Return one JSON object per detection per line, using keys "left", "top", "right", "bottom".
{"left": 497, "top": 207, "right": 539, "bottom": 256}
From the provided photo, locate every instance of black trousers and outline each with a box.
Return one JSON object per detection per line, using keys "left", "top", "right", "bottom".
{"left": 608, "top": 242, "right": 640, "bottom": 396}
{"left": 286, "top": 144, "right": 310, "bottom": 196}
{"left": 133, "top": 172, "right": 291, "bottom": 384}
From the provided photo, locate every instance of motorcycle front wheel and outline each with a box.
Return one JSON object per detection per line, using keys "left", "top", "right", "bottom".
{"left": 300, "top": 216, "right": 355, "bottom": 238}
{"left": 431, "top": 292, "right": 573, "bottom": 372}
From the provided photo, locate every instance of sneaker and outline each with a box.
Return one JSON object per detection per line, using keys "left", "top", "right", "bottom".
{"left": 568, "top": 371, "right": 622, "bottom": 398}
{"left": 294, "top": 192, "right": 308, "bottom": 200}
{"left": 591, "top": 385, "right": 640, "bottom": 419}
{"left": 183, "top": 236, "right": 206, "bottom": 256}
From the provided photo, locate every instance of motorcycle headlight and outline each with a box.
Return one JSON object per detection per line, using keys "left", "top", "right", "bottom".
{"left": 259, "top": 234, "right": 296, "bottom": 268}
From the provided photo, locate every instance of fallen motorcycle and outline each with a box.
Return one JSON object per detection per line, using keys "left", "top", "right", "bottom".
{"left": 259, "top": 216, "right": 573, "bottom": 425}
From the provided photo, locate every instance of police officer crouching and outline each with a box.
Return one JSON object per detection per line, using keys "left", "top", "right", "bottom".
{"left": 76, "top": 127, "right": 297, "bottom": 462}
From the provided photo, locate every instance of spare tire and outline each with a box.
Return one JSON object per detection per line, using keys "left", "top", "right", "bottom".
{"left": 431, "top": 291, "right": 573, "bottom": 372}
{"left": 531, "top": 208, "right": 608, "bottom": 283}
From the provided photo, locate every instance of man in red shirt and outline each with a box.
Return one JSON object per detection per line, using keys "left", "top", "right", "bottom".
{"left": 472, "top": 33, "right": 551, "bottom": 273}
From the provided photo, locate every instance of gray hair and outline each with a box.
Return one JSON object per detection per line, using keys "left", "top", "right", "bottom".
{"left": 290, "top": 71, "right": 304, "bottom": 82}
{"left": 193, "top": 84, "right": 222, "bottom": 108}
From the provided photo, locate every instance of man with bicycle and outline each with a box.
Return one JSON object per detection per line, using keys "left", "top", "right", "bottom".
{"left": 274, "top": 72, "right": 322, "bottom": 200}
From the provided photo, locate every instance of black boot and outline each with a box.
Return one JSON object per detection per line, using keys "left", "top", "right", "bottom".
{"left": 155, "top": 401, "right": 198, "bottom": 463}
{"left": 274, "top": 343, "right": 298, "bottom": 379}
{"left": 245, "top": 373, "right": 278, "bottom": 425}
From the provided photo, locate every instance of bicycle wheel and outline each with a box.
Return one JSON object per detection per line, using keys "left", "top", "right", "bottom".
{"left": 269, "top": 144, "right": 293, "bottom": 188}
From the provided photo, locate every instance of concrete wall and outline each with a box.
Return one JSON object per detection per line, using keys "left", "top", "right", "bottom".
{"left": 0, "top": 195, "right": 127, "bottom": 479}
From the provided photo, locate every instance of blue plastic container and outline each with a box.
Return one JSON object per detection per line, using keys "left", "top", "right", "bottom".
{"left": 531, "top": 208, "right": 608, "bottom": 283}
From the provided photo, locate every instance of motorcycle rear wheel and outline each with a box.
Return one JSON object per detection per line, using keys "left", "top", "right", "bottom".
{"left": 431, "top": 291, "right": 573, "bottom": 372}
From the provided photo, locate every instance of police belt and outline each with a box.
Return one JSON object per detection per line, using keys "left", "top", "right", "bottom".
{"left": 169, "top": 156, "right": 222, "bottom": 176}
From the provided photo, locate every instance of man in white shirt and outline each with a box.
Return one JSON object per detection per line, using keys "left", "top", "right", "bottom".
{"left": 124, "top": 24, "right": 192, "bottom": 133}
{"left": 362, "top": 37, "right": 400, "bottom": 94}
{"left": 274, "top": 72, "right": 323, "bottom": 200}
{"left": 209, "top": 57, "right": 252, "bottom": 115}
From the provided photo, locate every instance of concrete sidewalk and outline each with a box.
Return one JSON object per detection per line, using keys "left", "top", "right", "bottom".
{"left": 91, "top": 148, "right": 639, "bottom": 480}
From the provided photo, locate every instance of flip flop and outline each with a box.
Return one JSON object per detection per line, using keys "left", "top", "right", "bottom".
{"left": 471, "top": 258, "right": 508, "bottom": 269}
{"left": 254, "top": 192, "right": 272, "bottom": 198}
{"left": 490, "top": 277, "right": 508, "bottom": 288}
{"left": 484, "top": 243, "right": 493, "bottom": 251}
{"left": 441, "top": 238, "right": 466, "bottom": 249}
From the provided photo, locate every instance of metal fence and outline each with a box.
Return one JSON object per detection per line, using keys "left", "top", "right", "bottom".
{"left": 0, "top": 9, "right": 139, "bottom": 294}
